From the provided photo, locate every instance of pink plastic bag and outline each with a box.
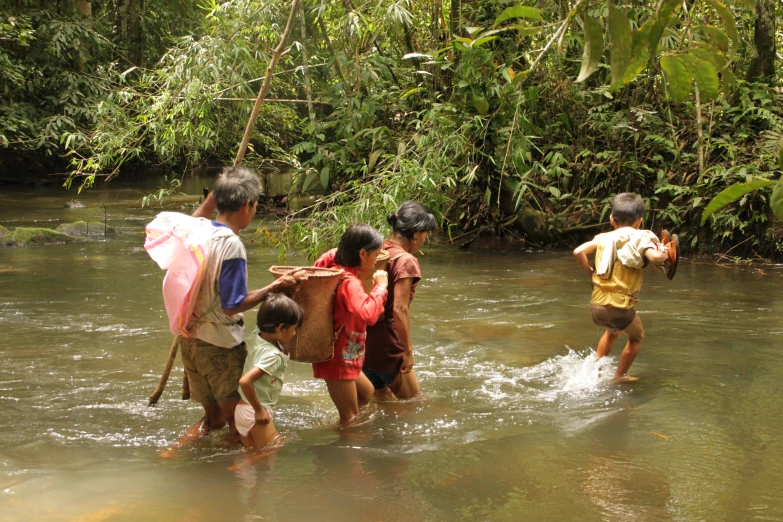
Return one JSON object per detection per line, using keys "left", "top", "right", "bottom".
{"left": 144, "top": 212, "right": 214, "bottom": 338}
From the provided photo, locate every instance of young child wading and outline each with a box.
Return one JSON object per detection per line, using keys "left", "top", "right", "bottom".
{"left": 572, "top": 193, "right": 678, "bottom": 382}
{"left": 313, "top": 224, "right": 388, "bottom": 425}
{"left": 235, "top": 293, "right": 304, "bottom": 450}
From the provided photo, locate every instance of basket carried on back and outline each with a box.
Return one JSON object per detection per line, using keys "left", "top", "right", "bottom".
{"left": 268, "top": 266, "right": 344, "bottom": 363}
{"left": 361, "top": 249, "right": 389, "bottom": 293}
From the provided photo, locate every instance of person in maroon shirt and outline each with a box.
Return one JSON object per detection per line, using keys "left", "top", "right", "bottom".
{"left": 363, "top": 201, "right": 436, "bottom": 399}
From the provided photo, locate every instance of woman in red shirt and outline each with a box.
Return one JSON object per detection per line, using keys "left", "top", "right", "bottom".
{"left": 363, "top": 201, "right": 436, "bottom": 399}
{"left": 314, "top": 224, "right": 388, "bottom": 425}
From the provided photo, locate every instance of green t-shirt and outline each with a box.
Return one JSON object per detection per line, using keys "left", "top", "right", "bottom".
{"left": 237, "top": 328, "right": 288, "bottom": 408}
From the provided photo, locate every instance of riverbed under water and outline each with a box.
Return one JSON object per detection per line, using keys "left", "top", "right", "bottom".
{"left": 1, "top": 181, "right": 783, "bottom": 521}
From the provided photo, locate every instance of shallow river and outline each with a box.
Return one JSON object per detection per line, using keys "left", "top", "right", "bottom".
{"left": 1, "top": 181, "right": 783, "bottom": 521}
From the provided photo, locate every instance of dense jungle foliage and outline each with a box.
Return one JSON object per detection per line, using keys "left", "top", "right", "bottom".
{"left": 1, "top": 0, "right": 782, "bottom": 258}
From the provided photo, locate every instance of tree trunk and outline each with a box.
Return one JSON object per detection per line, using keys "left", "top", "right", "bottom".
{"left": 127, "top": 0, "right": 144, "bottom": 66}
{"left": 299, "top": 1, "right": 315, "bottom": 124}
{"left": 72, "top": 0, "right": 91, "bottom": 71}
{"left": 746, "top": 0, "right": 776, "bottom": 82}
{"left": 449, "top": 0, "right": 460, "bottom": 38}
{"left": 431, "top": 0, "right": 442, "bottom": 93}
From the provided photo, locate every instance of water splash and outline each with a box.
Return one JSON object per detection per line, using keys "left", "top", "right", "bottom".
{"left": 519, "top": 346, "right": 615, "bottom": 400}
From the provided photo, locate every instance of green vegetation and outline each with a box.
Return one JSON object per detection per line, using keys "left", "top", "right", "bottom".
{"left": 3, "top": 227, "right": 77, "bottom": 246}
{"left": 1, "top": 1, "right": 781, "bottom": 258}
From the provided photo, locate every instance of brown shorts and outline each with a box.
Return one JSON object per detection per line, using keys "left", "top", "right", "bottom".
{"left": 180, "top": 337, "right": 247, "bottom": 405}
{"left": 591, "top": 305, "right": 636, "bottom": 331}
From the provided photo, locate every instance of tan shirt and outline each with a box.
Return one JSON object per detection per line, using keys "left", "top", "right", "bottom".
{"left": 590, "top": 228, "right": 660, "bottom": 309}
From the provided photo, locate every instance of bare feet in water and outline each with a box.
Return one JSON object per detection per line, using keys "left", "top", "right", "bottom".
{"left": 613, "top": 375, "right": 639, "bottom": 383}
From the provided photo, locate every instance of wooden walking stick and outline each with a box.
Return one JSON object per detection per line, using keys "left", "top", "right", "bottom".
{"left": 147, "top": 0, "right": 301, "bottom": 406}
{"left": 148, "top": 335, "right": 183, "bottom": 406}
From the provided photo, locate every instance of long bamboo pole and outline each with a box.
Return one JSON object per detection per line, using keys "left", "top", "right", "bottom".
{"left": 148, "top": 0, "right": 301, "bottom": 407}
{"left": 235, "top": 0, "right": 302, "bottom": 166}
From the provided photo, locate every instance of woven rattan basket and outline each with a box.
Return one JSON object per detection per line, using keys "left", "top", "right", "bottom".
{"left": 361, "top": 249, "right": 390, "bottom": 293}
{"left": 268, "top": 266, "right": 344, "bottom": 363}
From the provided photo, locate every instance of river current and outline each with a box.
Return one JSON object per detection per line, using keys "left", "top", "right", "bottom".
{"left": 1, "top": 181, "right": 782, "bottom": 521}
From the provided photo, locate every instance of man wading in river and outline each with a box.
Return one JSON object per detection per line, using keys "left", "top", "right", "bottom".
{"left": 162, "top": 167, "right": 306, "bottom": 456}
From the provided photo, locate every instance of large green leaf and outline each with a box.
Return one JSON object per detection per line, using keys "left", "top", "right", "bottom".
{"left": 648, "top": 0, "right": 682, "bottom": 61}
{"left": 682, "top": 53, "right": 720, "bottom": 101}
{"left": 618, "top": 20, "right": 652, "bottom": 88}
{"left": 721, "top": 67, "right": 736, "bottom": 94}
{"left": 771, "top": 177, "right": 783, "bottom": 220}
{"left": 493, "top": 6, "right": 543, "bottom": 27}
{"left": 660, "top": 55, "right": 692, "bottom": 104}
{"left": 474, "top": 98, "right": 489, "bottom": 115}
{"left": 320, "top": 166, "right": 330, "bottom": 190}
{"left": 690, "top": 42, "right": 727, "bottom": 70}
{"left": 608, "top": 5, "right": 632, "bottom": 90}
{"left": 301, "top": 171, "right": 317, "bottom": 193}
{"left": 699, "top": 25, "right": 729, "bottom": 53}
{"left": 700, "top": 179, "right": 777, "bottom": 225}
{"left": 703, "top": 0, "right": 739, "bottom": 54}
{"left": 576, "top": 15, "right": 603, "bottom": 82}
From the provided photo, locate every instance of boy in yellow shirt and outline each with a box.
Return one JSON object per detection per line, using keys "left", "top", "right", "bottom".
{"left": 573, "top": 193, "right": 678, "bottom": 382}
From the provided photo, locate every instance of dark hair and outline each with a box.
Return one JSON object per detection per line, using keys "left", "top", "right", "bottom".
{"left": 213, "top": 166, "right": 261, "bottom": 212}
{"left": 256, "top": 293, "right": 304, "bottom": 333}
{"left": 387, "top": 201, "right": 437, "bottom": 240}
{"left": 611, "top": 192, "right": 645, "bottom": 226}
{"left": 334, "top": 224, "right": 384, "bottom": 267}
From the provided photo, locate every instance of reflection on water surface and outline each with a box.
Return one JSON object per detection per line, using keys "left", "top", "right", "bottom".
{"left": 1, "top": 183, "right": 783, "bottom": 521}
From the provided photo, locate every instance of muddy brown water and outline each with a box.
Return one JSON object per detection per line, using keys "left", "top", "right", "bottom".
{"left": 1, "top": 181, "right": 783, "bottom": 521}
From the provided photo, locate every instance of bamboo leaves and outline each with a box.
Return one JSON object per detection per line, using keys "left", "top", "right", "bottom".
{"left": 575, "top": 15, "right": 602, "bottom": 83}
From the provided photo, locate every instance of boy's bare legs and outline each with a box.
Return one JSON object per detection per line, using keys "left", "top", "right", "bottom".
{"left": 614, "top": 314, "right": 644, "bottom": 381}
{"left": 230, "top": 422, "right": 282, "bottom": 471}
{"left": 596, "top": 328, "right": 621, "bottom": 359}
{"left": 241, "top": 420, "right": 280, "bottom": 450}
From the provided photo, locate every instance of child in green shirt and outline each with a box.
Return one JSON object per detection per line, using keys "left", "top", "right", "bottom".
{"left": 235, "top": 293, "right": 304, "bottom": 450}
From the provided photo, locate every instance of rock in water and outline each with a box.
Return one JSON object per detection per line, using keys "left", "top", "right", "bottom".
{"left": 2, "top": 227, "right": 77, "bottom": 247}
{"left": 64, "top": 199, "right": 85, "bottom": 209}
{"left": 56, "top": 221, "right": 116, "bottom": 237}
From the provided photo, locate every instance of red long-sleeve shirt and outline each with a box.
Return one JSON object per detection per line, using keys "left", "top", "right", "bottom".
{"left": 312, "top": 250, "right": 387, "bottom": 379}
